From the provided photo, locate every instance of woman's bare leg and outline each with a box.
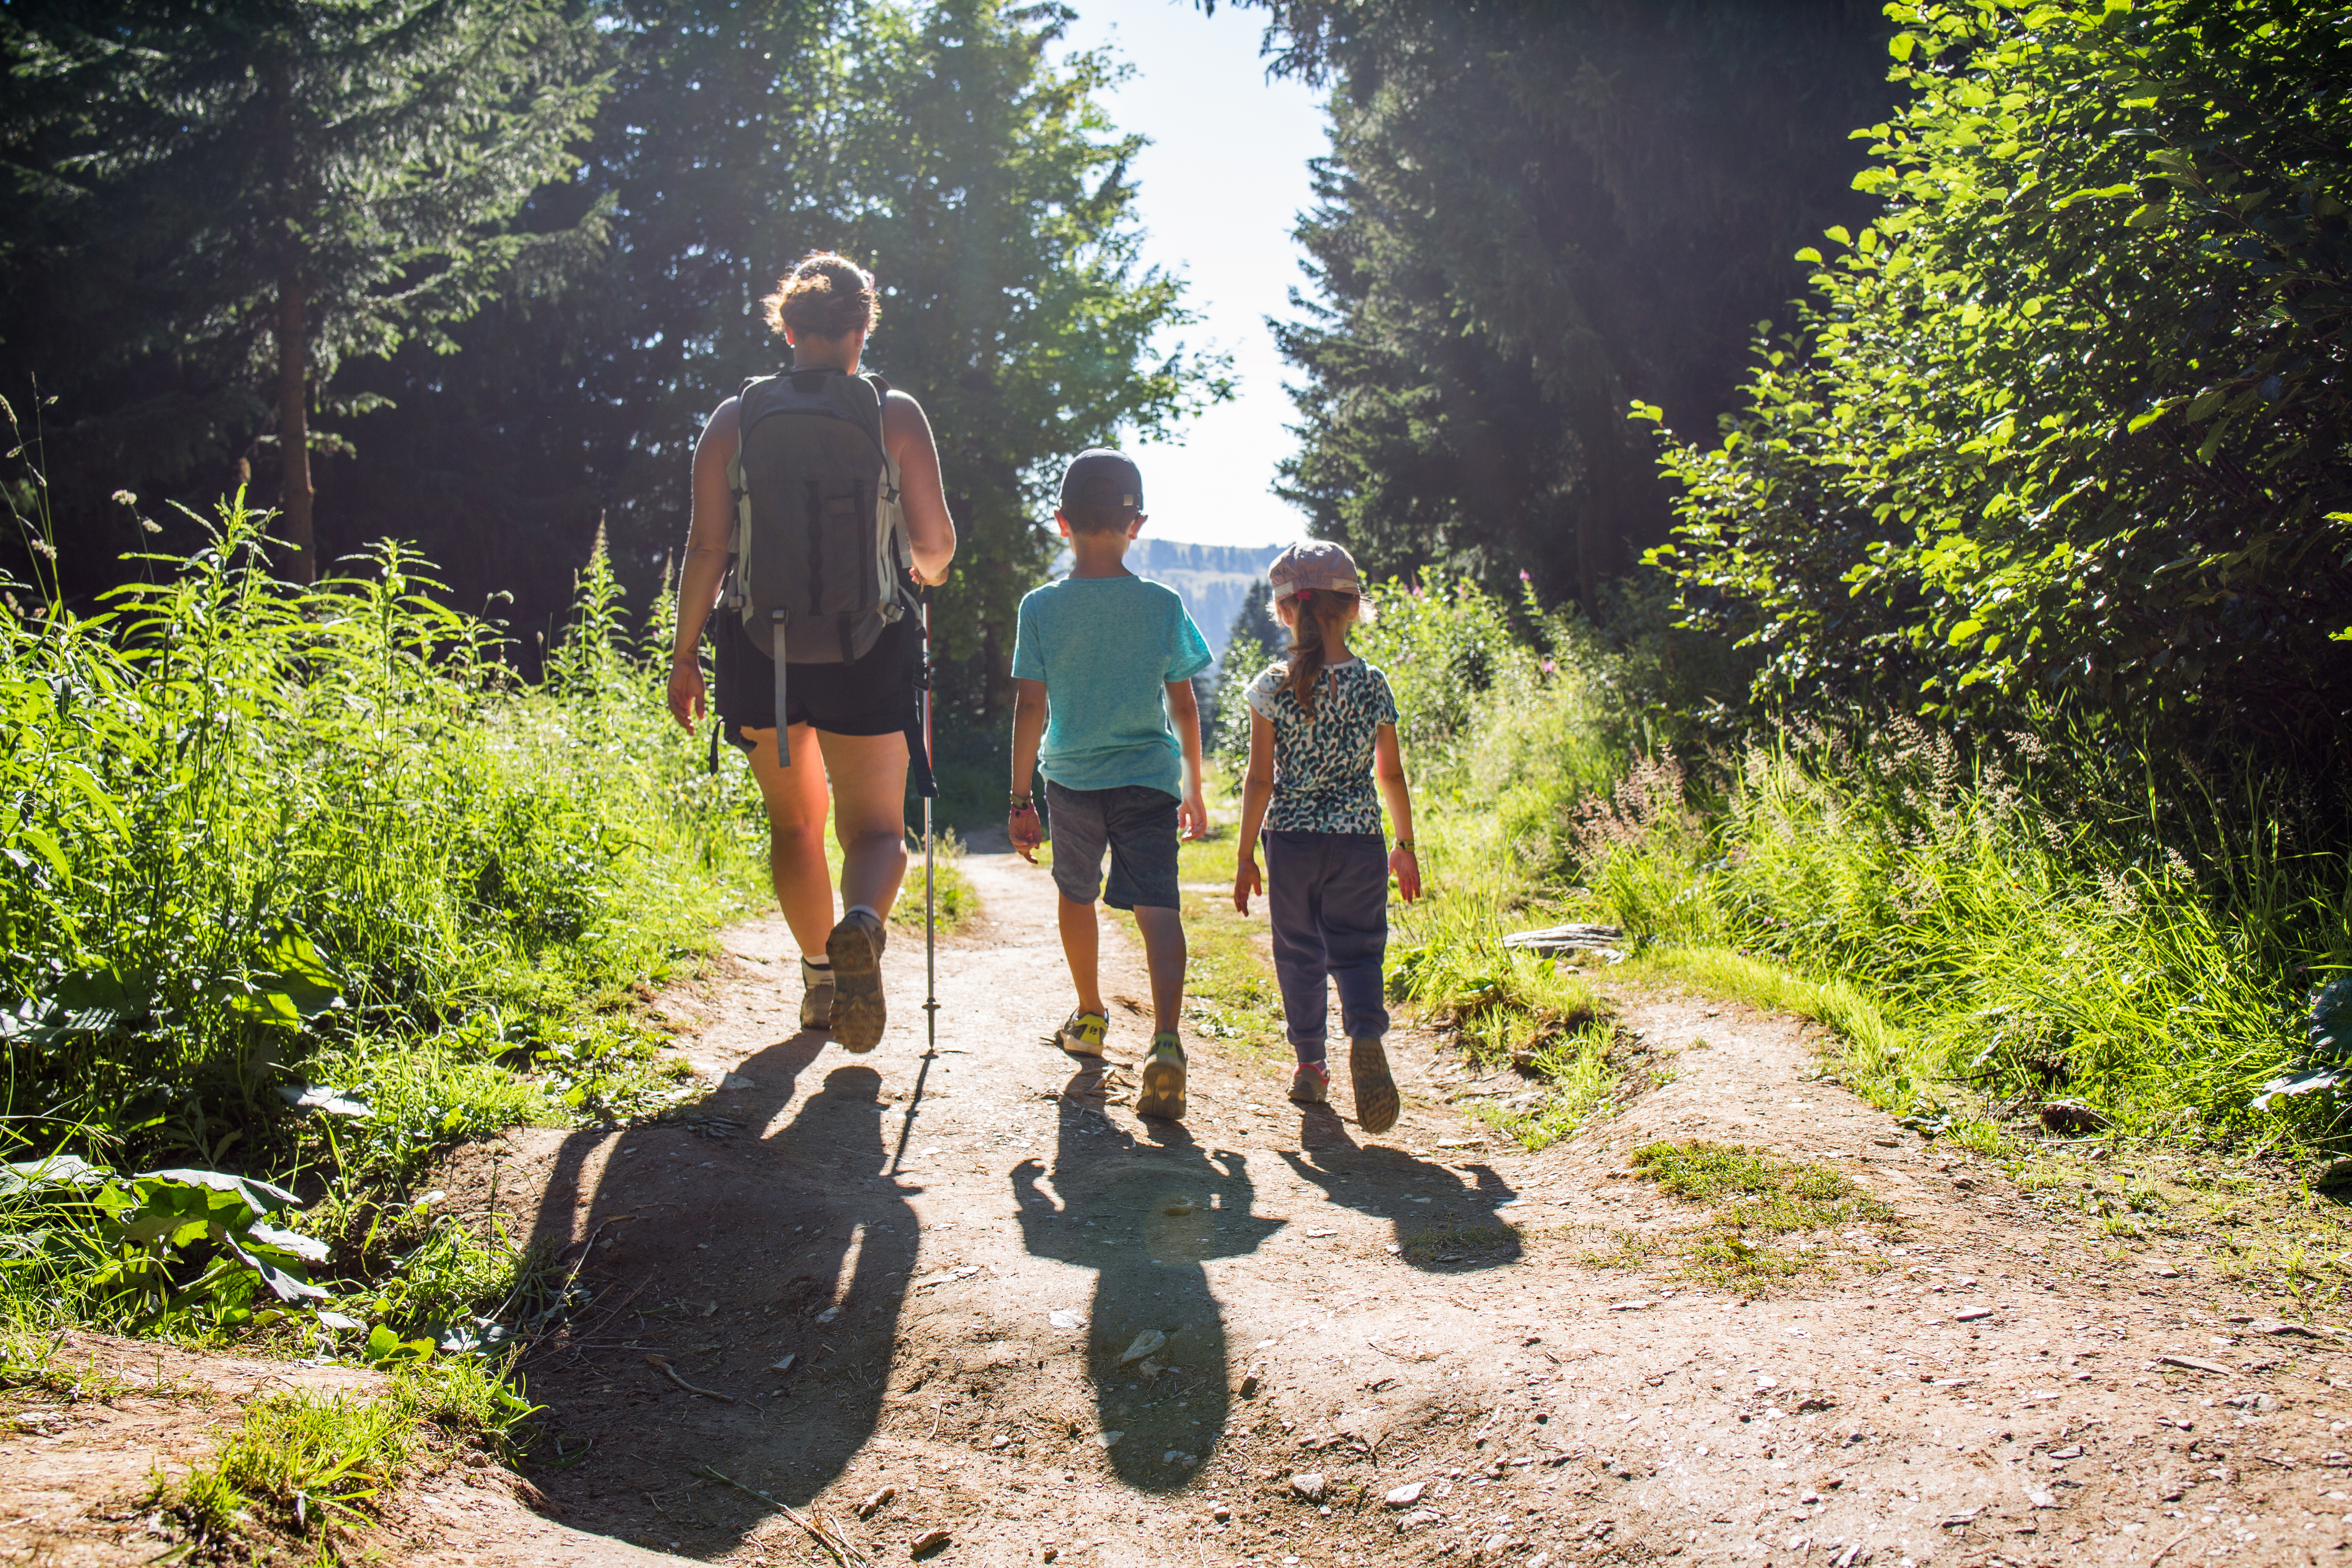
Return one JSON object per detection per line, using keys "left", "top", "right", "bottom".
{"left": 813, "top": 728, "right": 911, "bottom": 918}
{"left": 743, "top": 724, "right": 835, "bottom": 958}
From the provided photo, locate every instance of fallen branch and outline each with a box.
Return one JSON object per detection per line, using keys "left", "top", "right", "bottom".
{"left": 646, "top": 1353, "right": 738, "bottom": 1403}
{"left": 699, "top": 1466, "right": 871, "bottom": 1568}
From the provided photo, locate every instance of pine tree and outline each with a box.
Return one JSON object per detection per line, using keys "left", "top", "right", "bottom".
{"left": 1, "top": 0, "right": 606, "bottom": 581}
{"left": 1240, "top": 0, "right": 1897, "bottom": 609}
{"left": 1209, "top": 578, "right": 1280, "bottom": 768}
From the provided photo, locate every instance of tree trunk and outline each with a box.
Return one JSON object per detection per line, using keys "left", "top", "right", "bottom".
{"left": 276, "top": 267, "right": 313, "bottom": 584}
{"left": 268, "top": 52, "right": 314, "bottom": 584}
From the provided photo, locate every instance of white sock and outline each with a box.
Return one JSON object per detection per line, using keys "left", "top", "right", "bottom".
{"left": 804, "top": 955, "right": 830, "bottom": 969}
{"left": 846, "top": 903, "right": 880, "bottom": 924}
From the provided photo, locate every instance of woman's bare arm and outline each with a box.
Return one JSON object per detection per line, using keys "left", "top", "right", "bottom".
{"left": 882, "top": 390, "right": 958, "bottom": 586}
{"left": 667, "top": 397, "right": 741, "bottom": 729}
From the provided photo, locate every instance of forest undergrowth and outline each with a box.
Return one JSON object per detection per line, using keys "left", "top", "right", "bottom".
{"left": 1345, "top": 577, "right": 2352, "bottom": 1176}
{"left": 0, "top": 486, "right": 969, "bottom": 1552}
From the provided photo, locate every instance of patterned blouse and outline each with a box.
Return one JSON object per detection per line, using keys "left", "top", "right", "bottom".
{"left": 1244, "top": 658, "right": 1399, "bottom": 835}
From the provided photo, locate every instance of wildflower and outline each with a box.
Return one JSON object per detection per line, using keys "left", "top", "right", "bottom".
{"left": 111, "top": 489, "right": 137, "bottom": 506}
{"left": 1541, "top": 659, "right": 1556, "bottom": 675}
{"left": 1519, "top": 569, "right": 1530, "bottom": 581}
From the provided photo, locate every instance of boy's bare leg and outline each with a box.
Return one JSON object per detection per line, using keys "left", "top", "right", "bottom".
{"left": 1131, "top": 905, "right": 1187, "bottom": 1038}
{"left": 1059, "top": 895, "right": 1105, "bottom": 1017}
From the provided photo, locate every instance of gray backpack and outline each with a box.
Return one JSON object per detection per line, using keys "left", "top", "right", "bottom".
{"left": 724, "top": 369, "right": 913, "bottom": 761}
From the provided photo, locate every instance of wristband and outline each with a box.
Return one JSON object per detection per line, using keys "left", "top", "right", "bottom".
{"left": 1394, "top": 838, "right": 1415, "bottom": 852}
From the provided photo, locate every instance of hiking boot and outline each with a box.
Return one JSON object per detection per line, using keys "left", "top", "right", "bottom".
{"left": 799, "top": 958, "right": 834, "bottom": 1033}
{"left": 1288, "top": 1060, "right": 1330, "bottom": 1106}
{"left": 1349, "top": 1035, "right": 1399, "bottom": 1134}
{"left": 1136, "top": 1033, "right": 1187, "bottom": 1121}
{"left": 825, "top": 908, "right": 888, "bottom": 1052}
{"left": 1058, "top": 1009, "right": 1108, "bottom": 1056}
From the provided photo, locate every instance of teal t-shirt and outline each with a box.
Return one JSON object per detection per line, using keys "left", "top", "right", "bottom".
{"left": 1012, "top": 573, "right": 1213, "bottom": 798}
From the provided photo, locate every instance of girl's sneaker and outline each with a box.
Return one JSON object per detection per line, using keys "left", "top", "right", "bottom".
{"left": 1288, "top": 1060, "right": 1330, "bottom": 1105}
{"left": 825, "top": 909, "right": 888, "bottom": 1052}
{"left": 1349, "top": 1035, "right": 1399, "bottom": 1134}
{"left": 800, "top": 958, "right": 833, "bottom": 1032}
{"left": 1058, "top": 1009, "right": 1109, "bottom": 1056}
{"left": 1136, "top": 1033, "right": 1187, "bottom": 1121}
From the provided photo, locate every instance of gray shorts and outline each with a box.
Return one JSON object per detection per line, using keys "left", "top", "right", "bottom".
{"left": 1046, "top": 781, "right": 1180, "bottom": 910}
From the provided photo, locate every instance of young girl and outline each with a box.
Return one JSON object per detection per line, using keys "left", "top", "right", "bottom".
{"left": 1232, "top": 541, "right": 1420, "bottom": 1134}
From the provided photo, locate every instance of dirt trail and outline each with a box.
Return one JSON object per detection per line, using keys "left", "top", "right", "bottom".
{"left": 457, "top": 849, "right": 2352, "bottom": 1568}
{"left": 18, "top": 850, "right": 2352, "bottom": 1568}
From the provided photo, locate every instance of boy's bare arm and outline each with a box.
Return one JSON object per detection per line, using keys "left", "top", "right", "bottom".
{"left": 1009, "top": 677, "right": 1048, "bottom": 862}
{"left": 1165, "top": 679, "right": 1208, "bottom": 841}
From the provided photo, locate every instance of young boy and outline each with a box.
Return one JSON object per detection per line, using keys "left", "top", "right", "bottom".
{"left": 1007, "top": 449, "right": 1212, "bottom": 1120}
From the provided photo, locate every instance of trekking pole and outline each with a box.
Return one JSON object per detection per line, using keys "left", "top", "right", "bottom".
{"left": 921, "top": 586, "right": 938, "bottom": 1063}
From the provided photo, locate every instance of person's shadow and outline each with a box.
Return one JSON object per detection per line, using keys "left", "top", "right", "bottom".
{"left": 1013, "top": 1060, "right": 1282, "bottom": 1492}
{"left": 1278, "top": 1133, "right": 1524, "bottom": 1272}
{"left": 523, "top": 1027, "right": 919, "bottom": 1541}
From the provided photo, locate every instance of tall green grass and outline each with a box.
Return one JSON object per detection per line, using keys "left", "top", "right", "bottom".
{"left": 0, "top": 501, "right": 766, "bottom": 1180}
{"left": 0, "top": 484, "right": 800, "bottom": 1356}
{"left": 1584, "top": 724, "right": 2351, "bottom": 1143}
{"left": 1359, "top": 575, "right": 2352, "bottom": 1155}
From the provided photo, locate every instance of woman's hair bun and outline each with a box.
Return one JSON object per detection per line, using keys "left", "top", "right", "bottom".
{"left": 762, "top": 252, "right": 878, "bottom": 340}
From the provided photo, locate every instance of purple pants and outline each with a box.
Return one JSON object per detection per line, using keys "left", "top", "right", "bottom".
{"left": 1263, "top": 830, "right": 1391, "bottom": 1064}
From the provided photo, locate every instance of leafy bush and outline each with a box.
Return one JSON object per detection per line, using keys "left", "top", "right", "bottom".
{"left": 1648, "top": 0, "right": 2352, "bottom": 755}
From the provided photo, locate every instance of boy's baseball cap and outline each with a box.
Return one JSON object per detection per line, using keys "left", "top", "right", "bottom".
{"left": 1267, "top": 539, "right": 1364, "bottom": 603}
{"left": 1058, "top": 449, "right": 1145, "bottom": 516}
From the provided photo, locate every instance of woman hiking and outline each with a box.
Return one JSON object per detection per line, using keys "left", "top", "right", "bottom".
{"left": 666, "top": 252, "right": 957, "bottom": 1050}
{"left": 1232, "top": 541, "right": 1419, "bottom": 1134}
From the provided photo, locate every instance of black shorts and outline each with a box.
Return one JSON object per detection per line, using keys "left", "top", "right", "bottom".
{"left": 713, "top": 608, "right": 920, "bottom": 750}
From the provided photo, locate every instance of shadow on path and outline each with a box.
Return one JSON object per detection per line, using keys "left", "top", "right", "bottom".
{"left": 1013, "top": 1059, "right": 1280, "bottom": 1492}
{"left": 521, "top": 1029, "right": 919, "bottom": 1549}
{"left": 1279, "top": 1143, "right": 1523, "bottom": 1272}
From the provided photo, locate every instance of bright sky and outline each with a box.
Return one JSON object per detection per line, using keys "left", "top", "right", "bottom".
{"left": 1054, "top": 0, "right": 1327, "bottom": 550}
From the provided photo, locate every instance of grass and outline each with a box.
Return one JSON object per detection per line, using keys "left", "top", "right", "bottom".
{"left": 1626, "top": 1139, "right": 1900, "bottom": 1290}
{"left": 1584, "top": 726, "right": 2350, "bottom": 1147}
{"left": 0, "top": 484, "right": 950, "bottom": 1551}
{"left": 167, "top": 1357, "right": 536, "bottom": 1554}
{"left": 1338, "top": 574, "right": 2352, "bottom": 1174}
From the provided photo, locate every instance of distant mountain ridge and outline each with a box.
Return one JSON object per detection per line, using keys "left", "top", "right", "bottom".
{"left": 1047, "top": 538, "right": 1288, "bottom": 658}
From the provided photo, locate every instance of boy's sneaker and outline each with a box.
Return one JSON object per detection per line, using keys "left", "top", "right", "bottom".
{"left": 1136, "top": 1033, "right": 1187, "bottom": 1121}
{"left": 799, "top": 958, "right": 833, "bottom": 1033}
{"left": 825, "top": 909, "right": 888, "bottom": 1052}
{"left": 1288, "top": 1061, "right": 1330, "bottom": 1106}
{"left": 1349, "top": 1035, "right": 1399, "bottom": 1134}
{"left": 1058, "top": 1009, "right": 1109, "bottom": 1056}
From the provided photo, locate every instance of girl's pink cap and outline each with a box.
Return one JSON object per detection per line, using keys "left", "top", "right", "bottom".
{"left": 1268, "top": 540, "right": 1363, "bottom": 603}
